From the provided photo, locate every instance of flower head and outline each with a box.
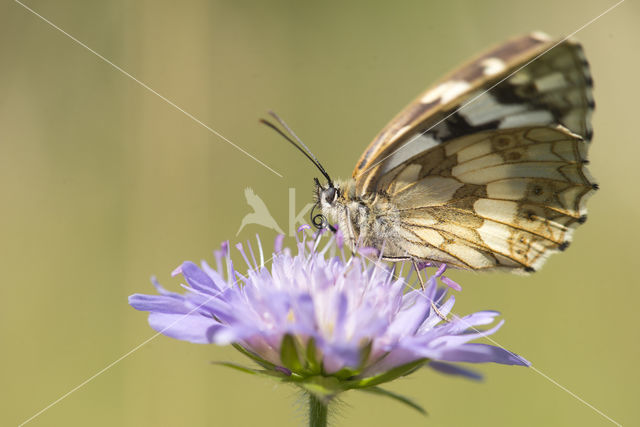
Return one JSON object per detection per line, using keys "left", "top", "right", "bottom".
{"left": 129, "top": 229, "right": 529, "bottom": 406}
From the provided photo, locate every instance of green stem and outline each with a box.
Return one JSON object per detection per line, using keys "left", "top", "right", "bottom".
{"left": 308, "top": 393, "right": 328, "bottom": 427}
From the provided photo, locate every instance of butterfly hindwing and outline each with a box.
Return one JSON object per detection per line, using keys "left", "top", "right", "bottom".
{"left": 378, "top": 126, "right": 595, "bottom": 272}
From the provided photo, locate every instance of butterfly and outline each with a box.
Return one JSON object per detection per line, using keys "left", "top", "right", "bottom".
{"left": 262, "top": 32, "right": 597, "bottom": 274}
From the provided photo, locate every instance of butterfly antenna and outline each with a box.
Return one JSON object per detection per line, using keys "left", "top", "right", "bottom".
{"left": 267, "top": 112, "right": 320, "bottom": 164}
{"left": 260, "top": 112, "right": 333, "bottom": 186}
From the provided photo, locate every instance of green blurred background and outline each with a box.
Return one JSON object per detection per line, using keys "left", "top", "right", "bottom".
{"left": 1, "top": 0, "right": 638, "bottom": 425}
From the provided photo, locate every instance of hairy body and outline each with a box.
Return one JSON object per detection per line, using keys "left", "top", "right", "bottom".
{"left": 318, "top": 179, "right": 408, "bottom": 261}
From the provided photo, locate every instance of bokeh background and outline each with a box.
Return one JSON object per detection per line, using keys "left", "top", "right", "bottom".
{"left": 1, "top": 0, "right": 638, "bottom": 426}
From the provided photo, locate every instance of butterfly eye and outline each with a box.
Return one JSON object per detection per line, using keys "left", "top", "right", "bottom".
{"left": 323, "top": 187, "right": 337, "bottom": 204}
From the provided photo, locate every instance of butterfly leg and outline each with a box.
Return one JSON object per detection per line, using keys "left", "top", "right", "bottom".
{"left": 413, "top": 261, "right": 449, "bottom": 322}
{"left": 413, "top": 261, "right": 425, "bottom": 291}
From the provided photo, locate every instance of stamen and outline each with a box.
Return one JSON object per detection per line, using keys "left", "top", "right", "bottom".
{"left": 235, "top": 243, "right": 252, "bottom": 270}
{"left": 171, "top": 266, "right": 183, "bottom": 277}
{"left": 220, "top": 241, "right": 229, "bottom": 257}
{"left": 274, "top": 235, "right": 284, "bottom": 253}
{"left": 312, "top": 229, "right": 325, "bottom": 252}
{"left": 334, "top": 226, "right": 344, "bottom": 250}
{"left": 319, "top": 232, "right": 337, "bottom": 257}
{"left": 226, "top": 255, "right": 235, "bottom": 284}
{"left": 213, "top": 249, "right": 223, "bottom": 274}
{"left": 441, "top": 276, "right": 462, "bottom": 291}
{"left": 246, "top": 240, "right": 258, "bottom": 270}
{"left": 434, "top": 264, "right": 448, "bottom": 278}
{"left": 255, "top": 234, "right": 265, "bottom": 268}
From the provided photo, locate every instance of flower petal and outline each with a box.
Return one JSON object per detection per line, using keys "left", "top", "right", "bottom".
{"left": 148, "top": 312, "right": 232, "bottom": 344}
{"left": 178, "top": 261, "right": 219, "bottom": 293}
{"left": 428, "top": 361, "right": 482, "bottom": 380}
{"left": 438, "top": 343, "right": 530, "bottom": 366}
{"left": 129, "top": 294, "right": 189, "bottom": 314}
{"left": 387, "top": 293, "right": 431, "bottom": 338}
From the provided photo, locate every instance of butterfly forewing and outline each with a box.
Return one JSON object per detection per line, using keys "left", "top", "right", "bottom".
{"left": 346, "top": 32, "right": 596, "bottom": 273}
{"left": 354, "top": 33, "right": 594, "bottom": 195}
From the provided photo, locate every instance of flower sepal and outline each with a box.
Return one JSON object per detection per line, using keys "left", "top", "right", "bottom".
{"left": 231, "top": 343, "right": 279, "bottom": 371}
{"left": 359, "top": 386, "right": 427, "bottom": 415}
{"left": 213, "top": 359, "right": 429, "bottom": 415}
{"left": 343, "top": 358, "right": 430, "bottom": 389}
{"left": 304, "top": 338, "right": 322, "bottom": 373}
{"left": 296, "top": 375, "right": 344, "bottom": 403}
{"left": 212, "top": 361, "right": 297, "bottom": 384}
{"left": 280, "top": 334, "right": 306, "bottom": 373}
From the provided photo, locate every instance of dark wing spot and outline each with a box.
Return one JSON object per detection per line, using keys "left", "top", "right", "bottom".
{"left": 558, "top": 241, "right": 570, "bottom": 251}
{"left": 358, "top": 158, "right": 367, "bottom": 170}
{"left": 524, "top": 266, "right": 535, "bottom": 273}
{"left": 505, "top": 151, "right": 522, "bottom": 161}
{"left": 495, "top": 136, "right": 512, "bottom": 147}
{"left": 585, "top": 75, "right": 594, "bottom": 87}
{"left": 445, "top": 112, "right": 500, "bottom": 140}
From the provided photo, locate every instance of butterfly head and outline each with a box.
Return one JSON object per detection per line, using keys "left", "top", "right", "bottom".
{"left": 312, "top": 178, "right": 340, "bottom": 231}
{"left": 315, "top": 178, "right": 338, "bottom": 206}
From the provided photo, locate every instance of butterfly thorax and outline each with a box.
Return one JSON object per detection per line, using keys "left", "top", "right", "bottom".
{"left": 318, "top": 179, "right": 407, "bottom": 258}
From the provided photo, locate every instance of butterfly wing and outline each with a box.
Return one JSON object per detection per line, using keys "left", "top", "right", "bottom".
{"left": 353, "top": 32, "right": 594, "bottom": 194}
{"left": 379, "top": 125, "right": 595, "bottom": 272}
{"left": 353, "top": 33, "right": 596, "bottom": 272}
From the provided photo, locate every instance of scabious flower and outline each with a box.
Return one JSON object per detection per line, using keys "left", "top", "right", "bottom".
{"left": 129, "top": 227, "right": 529, "bottom": 421}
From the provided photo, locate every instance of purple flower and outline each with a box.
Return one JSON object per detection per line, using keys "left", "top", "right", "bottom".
{"left": 129, "top": 230, "right": 529, "bottom": 406}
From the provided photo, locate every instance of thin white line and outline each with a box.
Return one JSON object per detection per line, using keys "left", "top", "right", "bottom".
{"left": 18, "top": 255, "right": 275, "bottom": 426}
{"left": 380, "top": 259, "right": 623, "bottom": 426}
{"left": 466, "top": 320, "right": 622, "bottom": 426}
{"left": 440, "top": 297, "right": 622, "bottom": 426}
{"left": 14, "top": 0, "right": 283, "bottom": 178}
{"left": 475, "top": 328, "right": 622, "bottom": 426}
{"left": 358, "top": 0, "right": 625, "bottom": 177}
{"left": 18, "top": 332, "right": 163, "bottom": 427}
{"left": 527, "top": 365, "right": 622, "bottom": 426}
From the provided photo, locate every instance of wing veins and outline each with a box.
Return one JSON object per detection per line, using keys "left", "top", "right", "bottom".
{"left": 402, "top": 228, "right": 475, "bottom": 269}
{"left": 402, "top": 222, "right": 534, "bottom": 268}
{"left": 451, "top": 140, "right": 583, "bottom": 165}
{"left": 403, "top": 214, "right": 565, "bottom": 245}
{"left": 455, "top": 160, "right": 583, "bottom": 178}
{"left": 397, "top": 197, "right": 584, "bottom": 219}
